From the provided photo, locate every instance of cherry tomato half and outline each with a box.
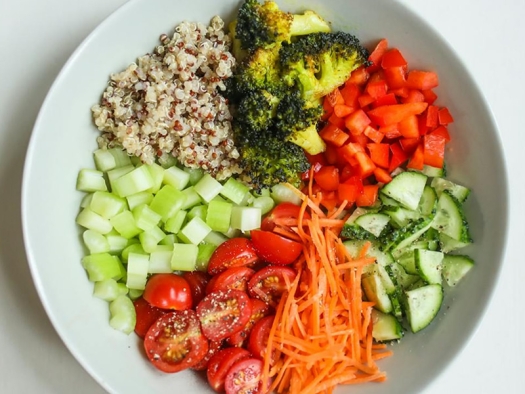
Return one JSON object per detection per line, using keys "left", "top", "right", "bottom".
{"left": 248, "top": 266, "right": 297, "bottom": 306}
{"left": 144, "top": 310, "right": 208, "bottom": 373}
{"left": 192, "top": 339, "right": 224, "bottom": 371}
{"left": 132, "top": 297, "right": 167, "bottom": 339}
{"left": 261, "top": 202, "right": 309, "bottom": 231}
{"left": 196, "top": 289, "right": 253, "bottom": 341}
{"left": 207, "top": 266, "right": 256, "bottom": 294}
{"left": 182, "top": 271, "right": 210, "bottom": 308}
{"left": 207, "top": 347, "right": 251, "bottom": 392}
{"left": 143, "top": 273, "right": 193, "bottom": 310}
{"left": 224, "top": 358, "right": 264, "bottom": 394}
{"left": 207, "top": 238, "right": 259, "bottom": 275}
{"left": 227, "top": 299, "right": 272, "bottom": 347}
{"left": 248, "top": 315, "right": 275, "bottom": 361}
{"left": 250, "top": 230, "right": 303, "bottom": 265}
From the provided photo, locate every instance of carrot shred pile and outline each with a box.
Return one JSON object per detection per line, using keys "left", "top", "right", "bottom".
{"left": 261, "top": 172, "right": 392, "bottom": 394}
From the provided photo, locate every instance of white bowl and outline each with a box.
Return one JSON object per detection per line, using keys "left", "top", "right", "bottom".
{"left": 22, "top": 0, "right": 508, "bottom": 393}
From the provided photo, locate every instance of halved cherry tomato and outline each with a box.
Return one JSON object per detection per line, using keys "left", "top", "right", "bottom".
{"left": 182, "top": 271, "right": 210, "bottom": 308}
{"left": 196, "top": 289, "right": 253, "bottom": 341}
{"left": 248, "top": 266, "right": 297, "bottom": 305}
{"left": 207, "top": 266, "right": 256, "bottom": 293}
{"left": 250, "top": 230, "right": 303, "bottom": 265}
{"left": 227, "top": 299, "right": 272, "bottom": 347}
{"left": 143, "top": 274, "right": 192, "bottom": 310}
{"left": 207, "top": 347, "right": 251, "bottom": 392}
{"left": 224, "top": 358, "right": 264, "bottom": 394}
{"left": 192, "top": 339, "right": 224, "bottom": 371}
{"left": 247, "top": 315, "right": 275, "bottom": 361}
{"left": 207, "top": 238, "right": 259, "bottom": 276}
{"left": 144, "top": 310, "right": 208, "bottom": 373}
{"left": 261, "top": 203, "right": 308, "bottom": 232}
{"left": 132, "top": 297, "right": 167, "bottom": 339}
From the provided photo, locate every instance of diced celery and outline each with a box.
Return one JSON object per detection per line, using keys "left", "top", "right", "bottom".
{"left": 220, "top": 177, "right": 250, "bottom": 205}
{"left": 110, "top": 210, "right": 141, "bottom": 239}
{"left": 194, "top": 174, "right": 223, "bottom": 202}
{"left": 251, "top": 196, "right": 275, "bottom": 215}
{"left": 109, "top": 148, "right": 132, "bottom": 168}
{"left": 158, "top": 153, "right": 178, "bottom": 169}
{"left": 164, "top": 210, "right": 187, "bottom": 234}
{"left": 159, "top": 234, "right": 177, "bottom": 246}
{"left": 133, "top": 204, "right": 162, "bottom": 231}
{"left": 206, "top": 200, "right": 232, "bottom": 232}
{"left": 238, "top": 191, "right": 255, "bottom": 207}
{"left": 83, "top": 229, "right": 110, "bottom": 254}
{"left": 184, "top": 167, "right": 204, "bottom": 185}
{"left": 106, "top": 234, "right": 128, "bottom": 255}
{"left": 77, "top": 208, "right": 113, "bottom": 234}
{"left": 145, "top": 163, "right": 165, "bottom": 194}
{"left": 130, "top": 156, "right": 142, "bottom": 166}
{"left": 128, "top": 289, "right": 144, "bottom": 300}
{"left": 126, "top": 191, "right": 154, "bottom": 210}
{"left": 109, "top": 295, "right": 136, "bottom": 335}
{"left": 231, "top": 206, "right": 262, "bottom": 232}
{"left": 204, "top": 231, "right": 228, "bottom": 246}
{"left": 93, "top": 278, "right": 121, "bottom": 301}
{"left": 221, "top": 227, "right": 241, "bottom": 239}
{"left": 93, "top": 149, "right": 117, "bottom": 172}
{"left": 149, "top": 185, "right": 186, "bottom": 221}
{"left": 80, "top": 192, "right": 94, "bottom": 208}
{"left": 188, "top": 205, "right": 208, "bottom": 221}
{"left": 107, "top": 165, "right": 134, "bottom": 190}
{"left": 126, "top": 253, "right": 149, "bottom": 290}
{"left": 171, "top": 243, "right": 198, "bottom": 271}
{"left": 114, "top": 256, "right": 127, "bottom": 283}
{"left": 139, "top": 225, "right": 166, "bottom": 253}
{"left": 76, "top": 169, "right": 108, "bottom": 192}
{"left": 163, "top": 165, "right": 191, "bottom": 190}
{"left": 113, "top": 166, "right": 155, "bottom": 197}
{"left": 181, "top": 187, "right": 203, "bottom": 210}
{"left": 149, "top": 249, "right": 173, "bottom": 273}
{"left": 196, "top": 243, "right": 217, "bottom": 271}
{"left": 117, "top": 282, "right": 129, "bottom": 295}
{"left": 82, "top": 253, "right": 122, "bottom": 282}
{"left": 180, "top": 217, "right": 212, "bottom": 245}
{"left": 271, "top": 183, "right": 302, "bottom": 205}
{"left": 121, "top": 244, "right": 146, "bottom": 263}
{"left": 89, "top": 191, "right": 127, "bottom": 219}
{"left": 253, "top": 188, "right": 271, "bottom": 198}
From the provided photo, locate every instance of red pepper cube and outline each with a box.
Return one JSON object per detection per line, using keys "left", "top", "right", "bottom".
{"left": 328, "top": 113, "right": 346, "bottom": 129}
{"left": 366, "top": 80, "right": 388, "bottom": 100}
{"left": 326, "top": 88, "right": 345, "bottom": 107}
{"left": 314, "top": 166, "right": 340, "bottom": 191}
{"left": 354, "top": 151, "right": 376, "bottom": 178}
{"left": 398, "top": 115, "right": 419, "bottom": 138}
{"left": 363, "top": 125, "right": 384, "bottom": 143}
{"left": 356, "top": 184, "right": 379, "bottom": 207}
{"left": 367, "top": 143, "right": 390, "bottom": 169}
{"left": 340, "top": 83, "right": 360, "bottom": 108}
{"left": 424, "top": 132, "right": 447, "bottom": 168}
{"left": 367, "top": 39, "right": 388, "bottom": 73}
{"left": 380, "top": 124, "right": 401, "bottom": 140}
{"left": 406, "top": 70, "right": 439, "bottom": 90}
{"left": 401, "top": 89, "right": 425, "bottom": 104}
{"left": 389, "top": 142, "right": 409, "bottom": 172}
{"left": 345, "top": 109, "right": 371, "bottom": 135}
{"left": 438, "top": 107, "right": 454, "bottom": 125}
{"left": 319, "top": 123, "right": 349, "bottom": 147}
{"left": 367, "top": 102, "right": 428, "bottom": 127}
{"left": 399, "top": 137, "right": 420, "bottom": 155}
{"left": 373, "top": 167, "right": 392, "bottom": 184}
{"left": 421, "top": 89, "right": 438, "bottom": 105}
{"left": 372, "top": 93, "right": 398, "bottom": 108}
{"left": 333, "top": 104, "right": 354, "bottom": 118}
{"left": 425, "top": 105, "right": 439, "bottom": 128}
{"left": 407, "top": 143, "right": 425, "bottom": 170}
{"left": 338, "top": 176, "right": 364, "bottom": 203}
{"left": 358, "top": 94, "right": 375, "bottom": 108}
{"left": 347, "top": 66, "right": 369, "bottom": 86}
{"left": 381, "top": 48, "right": 408, "bottom": 69}
{"left": 432, "top": 125, "right": 451, "bottom": 142}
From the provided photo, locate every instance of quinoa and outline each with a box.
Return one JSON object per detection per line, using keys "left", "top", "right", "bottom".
{"left": 91, "top": 16, "right": 242, "bottom": 180}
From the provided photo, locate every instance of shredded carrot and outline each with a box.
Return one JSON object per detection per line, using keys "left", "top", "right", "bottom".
{"left": 261, "top": 184, "right": 392, "bottom": 394}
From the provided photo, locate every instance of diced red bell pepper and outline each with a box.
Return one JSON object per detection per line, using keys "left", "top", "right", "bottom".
{"left": 380, "top": 123, "right": 402, "bottom": 140}
{"left": 340, "top": 83, "right": 360, "bottom": 108}
{"left": 391, "top": 87, "right": 409, "bottom": 98}
{"left": 424, "top": 105, "right": 439, "bottom": 128}
{"left": 358, "top": 94, "right": 375, "bottom": 108}
{"left": 320, "top": 191, "right": 339, "bottom": 211}
{"left": 354, "top": 151, "right": 376, "bottom": 178}
{"left": 338, "top": 176, "right": 364, "bottom": 203}
{"left": 389, "top": 142, "right": 409, "bottom": 172}
{"left": 319, "top": 123, "right": 349, "bottom": 147}
{"left": 367, "top": 39, "right": 388, "bottom": 73}
{"left": 398, "top": 115, "right": 419, "bottom": 138}
{"left": 401, "top": 89, "right": 425, "bottom": 104}
{"left": 372, "top": 93, "right": 397, "bottom": 108}
{"left": 432, "top": 125, "right": 451, "bottom": 142}
{"left": 333, "top": 104, "right": 353, "bottom": 118}
{"left": 384, "top": 66, "right": 407, "bottom": 89}
{"left": 438, "top": 107, "right": 454, "bottom": 125}
{"left": 373, "top": 167, "right": 392, "bottom": 184}
{"left": 367, "top": 143, "right": 390, "bottom": 169}
{"left": 328, "top": 113, "right": 346, "bottom": 129}
{"left": 368, "top": 69, "right": 386, "bottom": 84}
{"left": 407, "top": 143, "right": 425, "bottom": 170}
{"left": 366, "top": 80, "right": 388, "bottom": 100}
{"left": 314, "top": 166, "right": 340, "bottom": 191}
{"left": 323, "top": 144, "right": 339, "bottom": 165}
{"left": 363, "top": 125, "right": 384, "bottom": 143}
{"left": 367, "top": 102, "right": 428, "bottom": 127}
{"left": 348, "top": 132, "right": 369, "bottom": 147}
{"left": 338, "top": 142, "right": 365, "bottom": 162}
{"left": 323, "top": 95, "right": 334, "bottom": 118}
{"left": 345, "top": 109, "right": 371, "bottom": 135}
{"left": 356, "top": 184, "right": 379, "bottom": 207}
{"left": 406, "top": 70, "right": 439, "bottom": 90}
{"left": 423, "top": 132, "right": 447, "bottom": 168}
{"left": 381, "top": 48, "right": 408, "bottom": 69}
{"left": 327, "top": 88, "right": 345, "bottom": 107}
{"left": 399, "top": 137, "right": 420, "bottom": 155}
{"left": 418, "top": 114, "right": 429, "bottom": 136}
{"left": 339, "top": 165, "right": 355, "bottom": 183}
{"left": 305, "top": 152, "right": 327, "bottom": 167}
{"left": 421, "top": 89, "right": 438, "bottom": 105}
{"left": 347, "top": 66, "right": 369, "bottom": 86}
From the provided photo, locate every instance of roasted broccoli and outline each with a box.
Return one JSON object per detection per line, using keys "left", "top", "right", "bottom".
{"left": 236, "top": 89, "right": 280, "bottom": 133}
{"left": 280, "top": 32, "right": 370, "bottom": 100}
{"left": 235, "top": 0, "right": 331, "bottom": 51}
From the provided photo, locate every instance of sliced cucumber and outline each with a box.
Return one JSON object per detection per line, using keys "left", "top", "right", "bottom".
{"left": 431, "top": 191, "right": 472, "bottom": 242}
{"left": 409, "top": 164, "right": 445, "bottom": 178}
{"left": 355, "top": 213, "right": 391, "bottom": 237}
{"left": 389, "top": 218, "right": 433, "bottom": 253}
{"left": 362, "top": 273, "right": 392, "bottom": 314}
{"left": 442, "top": 254, "right": 474, "bottom": 287}
{"left": 414, "top": 249, "right": 444, "bottom": 285}
{"left": 343, "top": 240, "right": 394, "bottom": 267}
{"left": 439, "top": 232, "right": 471, "bottom": 253}
{"left": 371, "top": 309, "right": 404, "bottom": 342}
{"left": 381, "top": 171, "right": 428, "bottom": 210}
{"left": 404, "top": 284, "right": 443, "bottom": 333}
{"left": 430, "top": 177, "right": 470, "bottom": 203}
{"left": 385, "top": 262, "right": 420, "bottom": 290}
{"left": 417, "top": 186, "right": 437, "bottom": 217}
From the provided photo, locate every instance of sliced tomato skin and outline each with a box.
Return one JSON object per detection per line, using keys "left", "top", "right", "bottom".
{"left": 207, "top": 347, "right": 251, "bottom": 392}
{"left": 250, "top": 230, "right": 303, "bottom": 265}
{"left": 182, "top": 271, "right": 210, "bottom": 308}
{"left": 132, "top": 297, "right": 167, "bottom": 339}
{"left": 261, "top": 203, "right": 309, "bottom": 231}
{"left": 248, "top": 315, "right": 275, "bottom": 361}
{"left": 143, "top": 273, "right": 193, "bottom": 310}
{"left": 207, "top": 266, "right": 256, "bottom": 293}
{"left": 144, "top": 310, "right": 208, "bottom": 373}
{"left": 207, "top": 238, "right": 259, "bottom": 275}
{"left": 248, "top": 266, "right": 297, "bottom": 306}
{"left": 224, "top": 358, "right": 264, "bottom": 394}
{"left": 192, "top": 340, "right": 224, "bottom": 371}
{"left": 196, "top": 289, "right": 253, "bottom": 341}
{"left": 227, "top": 299, "right": 272, "bottom": 347}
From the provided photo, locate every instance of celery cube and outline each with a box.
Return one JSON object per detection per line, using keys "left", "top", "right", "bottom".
{"left": 110, "top": 210, "right": 141, "bottom": 239}
{"left": 171, "top": 243, "right": 198, "bottom": 271}
{"left": 180, "top": 217, "right": 212, "bottom": 245}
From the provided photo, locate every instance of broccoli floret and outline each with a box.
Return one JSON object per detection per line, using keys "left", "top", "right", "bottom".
{"left": 280, "top": 32, "right": 370, "bottom": 100}
{"left": 235, "top": 0, "right": 331, "bottom": 51}
{"left": 237, "top": 134, "right": 310, "bottom": 191}
{"left": 236, "top": 89, "right": 280, "bottom": 133}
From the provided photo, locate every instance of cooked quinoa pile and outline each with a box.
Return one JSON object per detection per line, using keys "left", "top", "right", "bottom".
{"left": 92, "top": 16, "right": 242, "bottom": 180}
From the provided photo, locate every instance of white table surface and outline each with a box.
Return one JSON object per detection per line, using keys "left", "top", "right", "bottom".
{"left": 1, "top": 0, "right": 524, "bottom": 393}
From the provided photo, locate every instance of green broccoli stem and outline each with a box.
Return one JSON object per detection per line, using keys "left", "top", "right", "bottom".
{"left": 290, "top": 11, "right": 331, "bottom": 37}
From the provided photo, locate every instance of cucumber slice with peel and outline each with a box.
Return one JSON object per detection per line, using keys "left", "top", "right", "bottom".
{"left": 442, "top": 254, "right": 474, "bottom": 287}
{"left": 381, "top": 171, "right": 428, "bottom": 210}
{"left": 404, "top": 284, "right": 443, "bottom": 333}
{"left": 371, "top": 309, "right": 404, "bottom": 341}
